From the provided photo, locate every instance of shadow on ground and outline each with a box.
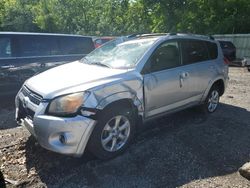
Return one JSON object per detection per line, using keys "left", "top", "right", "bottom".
{"left": 24, "top": 103, "right": 250, "bottom": 187}
{"left": 0, "top": 110, "right": 17, "bottom": 130}
{"left": 0, "top": 95, "right": 17, "bottom": 130}
{"left": 0, "top": 95, "right": 15, "bottom": 111}
{"left": 0, "top": 170, "right": 6, "bottom": 188}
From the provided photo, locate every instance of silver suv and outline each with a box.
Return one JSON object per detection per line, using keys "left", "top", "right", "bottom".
{"left": 15, "top": 33, "right": 229, "bottom": 159}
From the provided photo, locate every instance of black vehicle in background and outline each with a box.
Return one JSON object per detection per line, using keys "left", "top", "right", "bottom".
{"left": 0, "top": 32, "right": 95, "bottom": 107}
{"left": 218, "top": 40, "right": 236, "bottom": 61}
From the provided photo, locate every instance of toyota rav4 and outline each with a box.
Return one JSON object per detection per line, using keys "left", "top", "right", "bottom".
{"left": 15, "top": 33, "right": 229, "bottom": 159}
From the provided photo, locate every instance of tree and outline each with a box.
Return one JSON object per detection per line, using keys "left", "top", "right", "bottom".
{"left": 0, "top": 0, "right": 250, "bottom": 35}
{"left": 176, "top": 0, "right": 250, "bottom": 34}
{"left": 0, "top": 0, "right": 39, "bottom": 32}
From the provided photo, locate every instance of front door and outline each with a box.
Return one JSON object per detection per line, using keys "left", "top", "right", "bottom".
{"left": 143, "top": 40, "right": 191, "bottom": 117}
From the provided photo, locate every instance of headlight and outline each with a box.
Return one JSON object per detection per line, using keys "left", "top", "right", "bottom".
{"left": 47, "top": 92, "right": 89, "bottom": 116}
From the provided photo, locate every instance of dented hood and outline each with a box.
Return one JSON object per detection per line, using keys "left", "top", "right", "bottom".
{"left": 25, "top": 61, "right": 128, "bottom": 98}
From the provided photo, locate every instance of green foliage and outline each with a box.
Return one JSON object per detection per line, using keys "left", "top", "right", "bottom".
{"left": 176, "top": 0, "right": 250, "bottom": 34}
{"left": 0, "top": 0, "right": 249, "bottom": 35}
{"left": 0, "top": 0, "right": 40, "bottom": 32}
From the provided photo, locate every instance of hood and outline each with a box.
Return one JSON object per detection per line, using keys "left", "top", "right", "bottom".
{"left": 25, "top": 61, "right": 128, "bottom": 98}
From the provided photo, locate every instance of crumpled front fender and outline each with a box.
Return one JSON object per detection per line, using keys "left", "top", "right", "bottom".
{"left": 96, "top": 91, "right": 144, "bottom": 113}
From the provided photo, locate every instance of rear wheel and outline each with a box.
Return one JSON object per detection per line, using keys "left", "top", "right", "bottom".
{"left": 202, "top": 86, "right": 220, "bottom": 113}
{"left": 87, "top": 107, "right": 135, "bottom": 159}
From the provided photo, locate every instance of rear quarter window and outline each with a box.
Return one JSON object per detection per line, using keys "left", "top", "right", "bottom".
{"left": 219, "top": 41, "right": 235, "bottom": 49}
{"left": 206, "top": 41, "right": 218, "bottom": 60}
{"left": 181, "top": 39, "right": 209, "bottom": 65}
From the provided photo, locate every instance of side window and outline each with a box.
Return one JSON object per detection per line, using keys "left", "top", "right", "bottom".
{"left": 181, "top": 40, "right": 209, "bottom": 65}
{"left": 0, "top": 37, "right": 12, "bottom": 58}
{"left": 206, "top": 41, "right": 218, "bottom": 60}
{"left": 18, "top": 36, "right": 52, "bottom": 57}
{"left": 81, "top": 38, "right": 95, "bottom": 54}
{"left": 49, "top": 38, "right": 61, "bottom": 56}
{"left": 59, "top": 37, "right": 94, "bottom": 55}
{"left": 148, "top": 41, "right": 181, "bottom": 73}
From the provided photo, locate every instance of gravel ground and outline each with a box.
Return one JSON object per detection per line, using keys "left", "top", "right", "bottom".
{"left": 0, "top": 67, "right": 250, "bottom": 188}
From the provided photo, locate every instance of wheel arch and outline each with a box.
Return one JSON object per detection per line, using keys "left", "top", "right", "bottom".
{"left": 201, "top": 78, "right": 225, "bottom": 102}
{"left": 96, "top": 92, "right": 143, "bottom": 113}
{"left": 213, "top": 79, "right": 225, "bottom": 96}
{"left": 86, "top": 95, "right": 140, "bottom": 159}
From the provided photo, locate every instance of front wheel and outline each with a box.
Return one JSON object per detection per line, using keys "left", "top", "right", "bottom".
{"left": 202, "top": 86, "right": 220, "bottom": 113}
{"left": 87, "top": 107, "right": 135, "bottom": 159}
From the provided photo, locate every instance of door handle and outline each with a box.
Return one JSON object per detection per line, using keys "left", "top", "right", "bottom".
{"left": 180, "top": 72, "right": 189, "bottom": 78}
{"left": 179, "top": 75, "right": 184, "bottom": 87}
{"left": 209, "top": 65, "right": 215, "bottom": 70}
{"left": 0, "top": 65, "right": 15, "bottom": 69}
{"left": 179, "top": 72, "right": 189, "bottom": 87}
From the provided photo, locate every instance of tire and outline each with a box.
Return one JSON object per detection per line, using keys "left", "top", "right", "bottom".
{"left": 202, "top": 85, "right": 220, "bottom": 113}
{"left": 87, "top": 107, "right": 136, "bottom": 159}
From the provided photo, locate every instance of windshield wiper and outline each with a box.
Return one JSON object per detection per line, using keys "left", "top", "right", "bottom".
{"left": 90, "top": 62, "right": 111, "bottom": 68}
{"left": 81, "top": 57, "right": 89, "bottom": 64}
{"left": 81, "top": 57, "right": 111, "bottom": 68}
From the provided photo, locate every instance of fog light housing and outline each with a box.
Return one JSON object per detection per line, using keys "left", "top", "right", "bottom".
{"left": 59, "top": 134, "right": 66, "bottom": 144}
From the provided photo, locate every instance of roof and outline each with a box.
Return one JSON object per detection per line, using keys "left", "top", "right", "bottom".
{"left": 0, "top": 31, "right": 93, "bottom": 38}
{"left": 120, "top": 37, "right": 159, "bottom": 45}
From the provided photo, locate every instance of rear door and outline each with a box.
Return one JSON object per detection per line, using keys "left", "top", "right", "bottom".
{"left": 179, "top": 39, "right": 217, "bottom": 100}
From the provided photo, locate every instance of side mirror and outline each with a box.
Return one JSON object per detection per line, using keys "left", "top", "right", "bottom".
{"left": 141, "top": 59, "right": 152, "bottom": 75}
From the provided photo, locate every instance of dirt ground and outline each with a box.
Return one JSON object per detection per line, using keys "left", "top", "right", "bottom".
{"left": 0, "top": 67, "right": 250, "bottom": 188}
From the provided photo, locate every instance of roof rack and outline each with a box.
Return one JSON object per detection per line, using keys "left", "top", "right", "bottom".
{"left": 127, "top": 33, "right": 144, "bottom": 38}
{"left": 127, "top": 33, "right": 169, "bottom": 38}
{"left": 139, "top": 33, "right": 168, "bottom": 37}
{"left": 126, "top": 33, "right": 215, "bottom": 40}
{"left": 177, "top": 33, "right": 215, "bottom": 40}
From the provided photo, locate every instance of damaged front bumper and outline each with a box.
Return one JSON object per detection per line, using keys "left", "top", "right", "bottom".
{"left": 15, "top": 90, "right": 97, "bottom": 157}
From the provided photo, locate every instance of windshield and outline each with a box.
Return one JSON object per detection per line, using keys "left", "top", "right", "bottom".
{"left": 82, "top": 37, "right": 156, "bottom": 69}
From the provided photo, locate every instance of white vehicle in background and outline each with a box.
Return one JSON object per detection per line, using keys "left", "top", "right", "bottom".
{"left": 243, "top": 57, "right": 250, "bottom": 71}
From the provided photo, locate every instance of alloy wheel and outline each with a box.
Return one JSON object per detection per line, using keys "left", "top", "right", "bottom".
{"left": 101, "top": 115, "right": 131, "bottom": 152}
{"left": 207, "top": 90, "right": 219, "bottom": 112}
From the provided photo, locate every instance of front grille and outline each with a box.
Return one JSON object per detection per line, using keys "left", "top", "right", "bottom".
{"left": 26, "top": 108, "right": 35, "bottom": 119}
{"left": 21, "top": 86, "right": 43, "bottom": 105}
{"left": 17, "top": 99, "right": 35, "bottom": 120}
